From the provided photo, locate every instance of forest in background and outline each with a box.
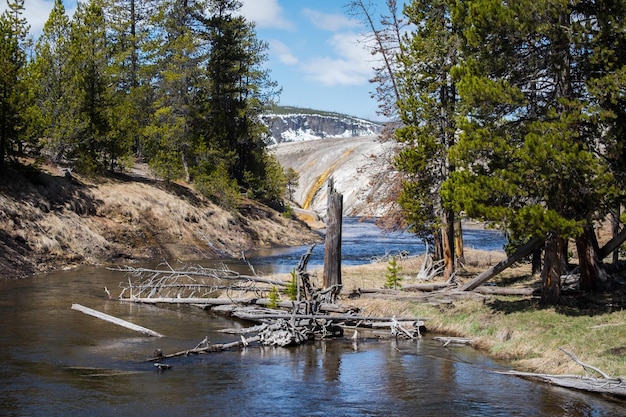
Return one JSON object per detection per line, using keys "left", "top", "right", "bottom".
{"left": 1, "top": 0, "right": 286, "bottom": 209}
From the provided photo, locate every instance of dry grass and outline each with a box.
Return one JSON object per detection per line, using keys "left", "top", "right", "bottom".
{"left": 0, "top": 164, "right": 320, "bottom": 277}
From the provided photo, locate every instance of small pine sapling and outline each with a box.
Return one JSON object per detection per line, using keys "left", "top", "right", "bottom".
{"left": 384, "top": 255, "right": 402, "bottom": 289}
{"left": 267, "top": 286, "right": 280, "bottom": 308}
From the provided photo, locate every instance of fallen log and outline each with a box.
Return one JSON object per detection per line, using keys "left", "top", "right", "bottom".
{"left": 433, "top": 336, "right": 474, "bottom": 346}
{"left": 229, "top": 311, "right": 426, "bottom": 326}
{"left": 120, "top": 297, "right": 355, "bottom": 314}
{"left": 497, "top": 371, "right": 626, "bottom": 397}
{"left": 472, "top": 286, "right": 540, "bottom": 296}
{"left": 110, "top": 265, "right": 288, "bottom": 287}
{"left": 598, "top": 226, "right": 626, "bottom": 260}
{"left": 499, "top": 347, "right": 626, "bottom": 398}
{"left": 460, "top": 237, "right": 544, "bottom": 291}
{"left": 71, "top": 303, "right": 164, "bottom": 337}
{"left": 357, "top": 282, "right": 451, "bottom": 294}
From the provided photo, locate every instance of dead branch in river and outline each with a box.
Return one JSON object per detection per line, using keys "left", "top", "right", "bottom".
{"left": 498, "top": 347, "right": 626, "bottom": 398}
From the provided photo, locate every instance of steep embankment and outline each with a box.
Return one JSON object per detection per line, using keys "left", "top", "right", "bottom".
{"left": 271, "top": 136, "right": 399, "bottom": 218}
{"left": 0, "top": 165, "right": 320, "bottom": 279}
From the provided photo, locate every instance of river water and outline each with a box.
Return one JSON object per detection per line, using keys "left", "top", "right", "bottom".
{"left": 0, "top": 219, "right": 624, "bottom": 416}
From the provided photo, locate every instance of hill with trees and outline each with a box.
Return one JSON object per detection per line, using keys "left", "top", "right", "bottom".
{"left": 1, "top": 0, "right": 286, "bottom": 207}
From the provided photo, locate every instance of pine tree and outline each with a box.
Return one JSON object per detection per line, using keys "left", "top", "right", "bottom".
{"left": 30, "top": 0, "right": 71, "bottom": 161}
{"left": 64, "top": 0, "right": 112, "bottom": 174}
{"left": 0, "top": 0, "right": 30, "bottom": 167}
{"left": 394, "top": 0, "right": 462, "bottom": 281}
{"left": 105, "top": 0, "right": 151, "bottom": 162}
{"left": 447, "top": 0, "right": 621, "bottom": 303}
{"left": 199, "top": 0, "right": 280, "bottom": 201}
{"left": 143, "top": 0, "right": 206, "bottom": 182}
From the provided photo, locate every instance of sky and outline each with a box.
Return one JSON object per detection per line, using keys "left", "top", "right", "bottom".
{"left": 2, "top": 0, "right": 386, "bottom": 121}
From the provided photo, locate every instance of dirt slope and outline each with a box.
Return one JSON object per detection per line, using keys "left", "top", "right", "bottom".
{"left": 0, "top": 165, "right": 320, "bottom": 278}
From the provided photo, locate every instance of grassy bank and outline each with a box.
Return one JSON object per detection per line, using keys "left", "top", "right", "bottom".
{"left": 332, "top": 249, "right": 626, "bottom": 377}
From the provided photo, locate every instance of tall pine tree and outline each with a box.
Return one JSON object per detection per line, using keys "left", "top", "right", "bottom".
{"left": 447, "top": 0, "right": 621, "bottom": 303}
{"left": 0, "top": 0, "right": 29, "bottom": 168}
{"left": 394, "top": 0, "right": 462, "bottom": 281}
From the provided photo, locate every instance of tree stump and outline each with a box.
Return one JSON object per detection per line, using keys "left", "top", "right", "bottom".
{"left": 323, "top": 177, "right": 343, "bottom": 296}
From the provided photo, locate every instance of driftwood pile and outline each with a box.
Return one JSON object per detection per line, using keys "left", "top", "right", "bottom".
{"left": 104, "top": 245, "right": 425, "bottom": 364}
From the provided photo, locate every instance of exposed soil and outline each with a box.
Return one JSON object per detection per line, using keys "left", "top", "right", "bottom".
{"left": 0, "top": 163, "right": 321, "bottom": 279}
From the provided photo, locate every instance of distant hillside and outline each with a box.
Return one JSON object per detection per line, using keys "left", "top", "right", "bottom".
{"left": 261, "top": 106, "right": 383, "bottom": 144}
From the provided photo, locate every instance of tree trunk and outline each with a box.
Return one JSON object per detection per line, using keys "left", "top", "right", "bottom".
{"left": 454, "top": 217, "right": 465, "bottom": 266}
{"left": 323, "top": 178, "right": 343, "bottom": 290}
{"left": 541, "top": 231, "right": 562, "bottom": 305}
{"left": 460, "top": 236, "right": 544, "bottom": 291}
{"left": 433, "top": 232, "right": 443, "bottom": 261}
{"left": 611, "top": 203, "right": 621, "bottom": 264}
{"left": 441, "top": 207, "right": 455, "bottom": 281}
{"left": 531, "top": 246, "right": 542, "bottom": 276}
{"left": 576, "top": 224, "right": 608, "bottom": 292}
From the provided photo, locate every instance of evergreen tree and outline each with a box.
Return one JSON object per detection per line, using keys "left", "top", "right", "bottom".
{"left": 394, "top": 0, "right": 462, "bottom": 281}
{"left": 446, "top": 0, "right": 621, "bottom": 303}
{"left": 29, "top": 0, "right": 71, "bottom": 161}
{"left": 64, "top": 0, "right": 112, "bottom": 174}
{"left": 105, "top": 0, "right": 151, "bottom": 162}
{"left": 0, "top": 0, "right": 29, "bottom": 167}
{"left": 199, "top": 0, "right": 280, "bottom": 201}
{"left": 143, "top": 0, "right": 206, "bottom": 182}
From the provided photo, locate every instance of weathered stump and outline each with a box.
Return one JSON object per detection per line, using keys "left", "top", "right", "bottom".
{"left": 323, "top": 177, "right": 343, "bottom": 296}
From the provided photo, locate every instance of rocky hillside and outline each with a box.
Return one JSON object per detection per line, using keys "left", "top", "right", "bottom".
{"left": 0, "top": 164, "right": 320, "bottom": 279}
{"left": 271, "top": 136, "right": 399, "bottom": 219}
{"left": 261, "top": 107, "right": 383, "bottom": 144}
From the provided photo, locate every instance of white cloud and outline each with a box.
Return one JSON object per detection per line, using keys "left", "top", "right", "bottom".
{"left": 239, "top": 0, "right": 293, "bottom": 30}
{"left": 301, "top": 32, "right": 374, "bottom": 86}
{"left": 269, "top": 39, "right": 298, "bottom": 66}
{"left": 302, "top": 8, "right": 362, "bottom": 32}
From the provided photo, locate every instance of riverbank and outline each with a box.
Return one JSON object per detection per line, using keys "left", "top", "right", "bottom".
{"left": 335, "top": 250, "right": 626, "bottom": 380}
{"left": 3, "top": 163, "right": 625, "bottom": 392}
{"left": 0, "top": 163, "right": 321, "bottom": 279}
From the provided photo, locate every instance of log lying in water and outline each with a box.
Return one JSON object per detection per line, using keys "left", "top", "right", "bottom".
{"left": 71, "top": 303, "right": 164, "bottom": 337}
{"left": 497, "top": 371, "right": 626, "bottom": 397}
{"left": 433, "top": 336, "right": 474, "bottom": 346}
{"left": 499, "top": 347, "right": 626, "bottom": 398}
{"left": 121, "top": 296, "right": 354, "bottom": 314}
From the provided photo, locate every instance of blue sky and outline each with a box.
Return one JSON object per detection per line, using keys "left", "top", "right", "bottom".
{"left": 3, "top": 0, "right": 385, "bottom": 121}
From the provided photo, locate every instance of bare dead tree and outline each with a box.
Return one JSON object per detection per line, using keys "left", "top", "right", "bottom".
{"left": 345, "top": 0, "right": 406, "bottom": 123}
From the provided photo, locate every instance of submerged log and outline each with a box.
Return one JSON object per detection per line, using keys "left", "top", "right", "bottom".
{"left": 433, "top": 336, "right": 474, "bottom": 346}
{"left": 71, "top": 303, "right": 164, "bottom": 337}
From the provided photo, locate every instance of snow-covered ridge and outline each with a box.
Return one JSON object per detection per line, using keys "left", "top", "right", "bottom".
{"left": 261, "top": 113, "right": 383, "bottom": 144}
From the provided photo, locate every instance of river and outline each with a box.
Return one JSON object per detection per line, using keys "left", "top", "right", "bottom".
{"left": 0, "top": 219, "right": 624, "bottom": 416}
